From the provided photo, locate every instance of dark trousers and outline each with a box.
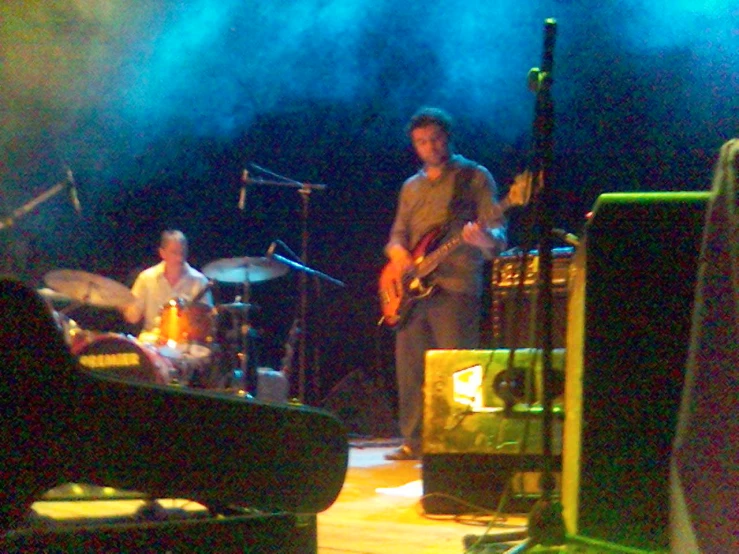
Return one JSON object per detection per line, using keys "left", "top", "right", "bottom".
{"left": 394, "top": 289, "right": 480, "bottom": 451}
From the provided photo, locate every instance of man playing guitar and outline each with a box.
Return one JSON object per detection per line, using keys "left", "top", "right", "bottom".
{"left": 381, "top": 107, "right": 531, "bottom": 461}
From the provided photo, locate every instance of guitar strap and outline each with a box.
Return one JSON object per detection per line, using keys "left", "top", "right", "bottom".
{"left": 448, "top": 165, "right": 477, "bottom": 229}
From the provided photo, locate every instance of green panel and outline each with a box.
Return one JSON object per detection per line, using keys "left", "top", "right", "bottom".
{"left": 423, "top": 349, "right": 564, "bottom": 455}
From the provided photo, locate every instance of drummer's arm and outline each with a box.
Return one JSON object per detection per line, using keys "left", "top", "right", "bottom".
{"left": 121, "top": 277, "right": 144, "bottom": 324}
{"left": 121, "top": 300, "right": 143, "bottom": 325}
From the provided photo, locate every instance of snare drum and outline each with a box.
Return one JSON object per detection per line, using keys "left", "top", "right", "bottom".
{"left": 158, "top": 342, "right": 215, "bottom": 387}
{"left": 159, "top": 299, "right": 214, "bottom": 345}
{"left": 75, "top": 334, "right": 174, "bottom": 385}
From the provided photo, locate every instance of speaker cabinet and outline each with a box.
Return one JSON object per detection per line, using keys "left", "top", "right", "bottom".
{"left": 422, "top": 349, "right": 565, "bottom": 514}
{"left": 491, "top": 247, "right": 573, "bottom": 349}
{"left": 562, "top": 192, "right": 709, "bottom": 550}
{"left": 4, "top": 512, "right": 316, "bottom": 553}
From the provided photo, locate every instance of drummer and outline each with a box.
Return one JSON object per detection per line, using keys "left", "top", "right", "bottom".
{"left": 120, "top": 230, "right": 213, "bottom": 344}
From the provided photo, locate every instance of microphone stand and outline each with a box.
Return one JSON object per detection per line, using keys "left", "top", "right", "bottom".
{"left": 0, "top": 177, "right": 72, "bottom": 231}
{"left": 470, "top": 19, "right": 566, "bottom": 554}
{"left": 509, "top": 18, "right": 566, "bottom": 552}
{"left": 269, "top": 252, "right": 345, "bottom": 289}
{"left": 243, "top": 165, "right": 328, "bottom": 404}
{"left": 268, "top": 249, "right": 345, "bottom": 403}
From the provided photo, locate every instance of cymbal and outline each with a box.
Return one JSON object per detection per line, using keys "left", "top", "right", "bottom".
{"left": 44, "top": 269, "right": 135, "bottom": 309}
{"left": 203, "top": 256, "right": 288, "bottom": 283}
{"left": 217, "top": 302, "right": 257, "bottom": 315}
{"left": 37, "top": 287, "right": 73, "bottom": 306}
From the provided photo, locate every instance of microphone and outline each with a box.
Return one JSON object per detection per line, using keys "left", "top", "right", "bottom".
{"left": 553, "top": 228, "right": 579, "bottom": 247}
{"left": 266, "top": 241, "right": 277, "bottom": 258}
{"left": 67, "top": 169, "right": 81, "bottom": 215}
{"left": 527, "top": 67, "right": 541, "bottom": 93}
{"left": 238, "top": 169, "right": 248, "bottom": 211}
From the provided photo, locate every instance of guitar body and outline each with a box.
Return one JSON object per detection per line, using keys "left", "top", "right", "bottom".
{"left": 378, "top": 227, "right": 443, "bottom": 328}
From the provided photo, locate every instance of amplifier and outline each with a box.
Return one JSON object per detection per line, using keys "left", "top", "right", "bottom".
{"left": 491, "top": 247, "right": 574, "bottom": 349}
{"left": 492, "top": 247, "right": 574, "bottom": 288}
{"left": 562, "top": 192, "right": 709, "bottom": 549}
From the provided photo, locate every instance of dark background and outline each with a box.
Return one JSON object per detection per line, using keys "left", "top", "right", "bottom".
{"left": 1, "top": 1, "right": 736, "bottom": 405}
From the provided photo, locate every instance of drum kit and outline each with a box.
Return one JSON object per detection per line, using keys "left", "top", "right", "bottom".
{"left": 40, "top": 255, "right": 292, "bottom": 393}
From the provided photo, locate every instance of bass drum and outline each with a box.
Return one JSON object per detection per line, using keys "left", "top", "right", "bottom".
{"left": 75, "top": 334, "right": 174, "bottom": 385}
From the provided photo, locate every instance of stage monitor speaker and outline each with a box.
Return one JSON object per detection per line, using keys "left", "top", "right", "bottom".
{"left": 422, "top": 349, "right": 565, "bottom": 514}
{"left": 562, "top": 192, "right": 710, "bottom": 550}
{"left": 671, "top": 140, "right": 739, "bottom": 554}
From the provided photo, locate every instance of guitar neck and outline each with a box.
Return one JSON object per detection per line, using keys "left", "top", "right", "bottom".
{"left": 415, "top": 194, "right": 513, "bottom": 279}
{"left": 415, "top": 234, "right": 463, "bottom": 279}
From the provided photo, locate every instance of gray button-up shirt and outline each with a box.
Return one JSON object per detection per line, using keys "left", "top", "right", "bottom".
{"left": 385, "top": 154, "right": 507, "bottom": 297}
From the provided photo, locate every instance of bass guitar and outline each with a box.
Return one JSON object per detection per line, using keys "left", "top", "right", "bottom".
{"left": 377, "top": 171, "right": 535, "bottom": 328}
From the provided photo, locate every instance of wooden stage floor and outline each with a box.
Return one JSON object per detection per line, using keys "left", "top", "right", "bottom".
{"left": 317, "top": 441, "right": 530, "bottom": 554}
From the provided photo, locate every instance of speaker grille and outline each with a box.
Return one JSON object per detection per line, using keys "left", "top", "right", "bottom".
{"left": 423, "top": 349, "right": 564, "bottom": 456}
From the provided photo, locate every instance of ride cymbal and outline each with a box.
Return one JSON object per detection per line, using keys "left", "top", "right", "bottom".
{"left": 217, "top": 301, "right": 258, "bottom": 315}
{"left": 203, "top": 257, "right": 288, "bottom": 283}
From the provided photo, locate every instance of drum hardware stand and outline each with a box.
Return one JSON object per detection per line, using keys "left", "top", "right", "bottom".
{"left": 243, "top": 163, "right": 331, "bottom": 404}
{"left": 265, "top": 241, "right": 346, "bottom": 399}
{"left": 228, "top": 282, "right": 256, "bottom": 396}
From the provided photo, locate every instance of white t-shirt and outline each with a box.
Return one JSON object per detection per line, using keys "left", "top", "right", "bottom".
{"left": 130, "top": 262, "right": 212, "bottom": 332}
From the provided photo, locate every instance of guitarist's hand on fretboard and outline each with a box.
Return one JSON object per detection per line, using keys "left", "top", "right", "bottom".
{"left": 461, "top": 221, "right": 500, "bottom": 250}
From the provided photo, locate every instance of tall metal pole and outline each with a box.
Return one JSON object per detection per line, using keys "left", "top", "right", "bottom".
{"left": 298, "top": 187, "right": 310, "bottom": 403}
{"left": 507, "top": 18, "right": 567, "bottom": 552}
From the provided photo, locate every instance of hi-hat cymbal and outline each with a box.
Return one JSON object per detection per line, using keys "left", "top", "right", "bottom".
{"left": 44, "top": 269, "right": 135, "bottom": 309}
{"left": 217, "top": 302, "right": 257, "bottom": 315}
{"left": 203, "top": 257, "right": 288, "bottom": 284}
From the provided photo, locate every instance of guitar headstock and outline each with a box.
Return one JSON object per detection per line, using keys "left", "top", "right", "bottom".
{"left": 507, "top": 170, "right": 542, "bottom": 207}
